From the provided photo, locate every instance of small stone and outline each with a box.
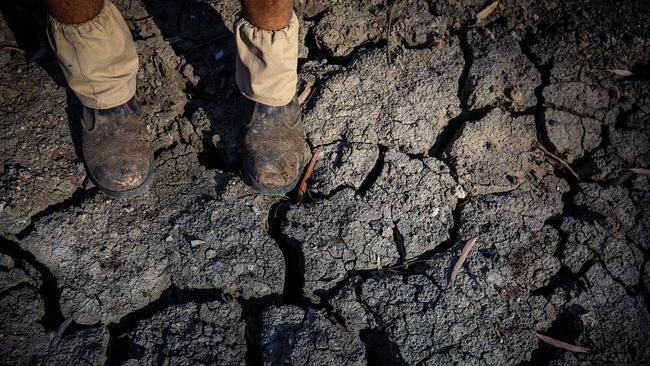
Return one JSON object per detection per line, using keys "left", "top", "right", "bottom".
{"left": 205, "top": 249, "right": 217, "bottom": 259}
{"left": 191, "top": 239, "right": 205, "bottom": 247}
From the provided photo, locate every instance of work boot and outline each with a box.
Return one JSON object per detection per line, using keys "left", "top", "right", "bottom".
{"left": 242, "top": 97, "right": 305, "bottom": 195}
{"left": 81, "top": 96, "right": 154, "bottom": 198}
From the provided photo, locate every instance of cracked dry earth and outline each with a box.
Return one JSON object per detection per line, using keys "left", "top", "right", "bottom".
{"left": 1, "top": 0, "right": 649, "bottom": 365}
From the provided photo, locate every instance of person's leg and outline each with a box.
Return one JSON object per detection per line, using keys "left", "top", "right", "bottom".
{"left": 236, "top": 0, "right": 305, "bottom": 195}
{"left": 46, "top": 0, "right": 103, "bottom": 24}
{"left": 240, "top": 0, "right": 293, "bottom": 30}
{"left": 47, "top": 0, "right": 153, "bottom": 198}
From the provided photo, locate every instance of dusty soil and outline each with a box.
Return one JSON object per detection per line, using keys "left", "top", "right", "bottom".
{"left": 1, "top": 0, "right": 649, "bottom": 365}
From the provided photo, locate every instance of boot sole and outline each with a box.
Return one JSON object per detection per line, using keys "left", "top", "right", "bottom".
{"left": 93, "top": 152, "right": 155, "bottom": 199}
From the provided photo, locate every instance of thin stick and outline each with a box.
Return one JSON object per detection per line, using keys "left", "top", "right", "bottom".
{"left": 298, "top": 149, "right": 320, "bottom": 201}
{"left": 536, "top": 144, "right": 579, "bottom": 179}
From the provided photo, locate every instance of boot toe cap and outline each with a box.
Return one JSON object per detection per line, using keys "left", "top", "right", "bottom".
{"left": 246, "top": 155, "right": 302, "bottom": 193}
{"left": 91, "top": 155, "right": 150, "bottom": 193}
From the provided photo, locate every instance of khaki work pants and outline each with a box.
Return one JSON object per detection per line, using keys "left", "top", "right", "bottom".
{"left": 48, "top": 1, "right": 299, "bottom": 109}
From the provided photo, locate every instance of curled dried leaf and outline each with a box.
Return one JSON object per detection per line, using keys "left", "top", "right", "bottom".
{"left": 476, "top": 0, "right": 500, "bottom": 23}
{"left": 450, "top": 236, "right": 479, "bottom": 289}
{"left": 298, "top": 149, "right": 320, "bottom": 200}
{"left": 534, "top": 332, "right": 592, "bottom": 353}
{"left": 607, "top": 69, "right": 634, "bottom": 77}
{"left": 629, "top": 167, "right": 650, "bottom": 175}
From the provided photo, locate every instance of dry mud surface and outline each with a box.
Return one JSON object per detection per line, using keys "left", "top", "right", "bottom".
{"left": 1, "top": 0, "right": 649, "bottom": 365}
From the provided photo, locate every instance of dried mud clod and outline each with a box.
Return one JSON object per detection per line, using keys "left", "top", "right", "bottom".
{"left": 282, "top": 150, "right": 465, "bottom": 301}
{"left": 260, "top": 305, "right": 366, "bottom": 365}
{"left": 304, "top": 43, "right": 463, "bottom": 155}
{"left": 123, "top": 300, "right": 246, "bottom": 365}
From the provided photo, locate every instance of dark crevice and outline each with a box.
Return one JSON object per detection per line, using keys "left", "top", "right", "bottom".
{"left": 153, "top": 141, "right": 179, "bottom": 159}
{"left": 429, "top": 106, "right": 494, "bottom": 159}
{"left": 104, "top": 283, "right": 282, "bottom": 366}
{"left": 429, "top": 28, "right": 495, "bottom": 159}
{"left": 105, "top": 286, "right": 175, "bottom": 366}
{"left": 267, "top": 200, "right": 306, "bottom": 307}
{"left": 355, "top": 198, "right": 469, "bottom": 279}
{"left": 355, "top": 276, "right": 408, "bottom": 366}
{"left": 530, "top": 184, "right": 598, "bottom": 299}
{"left": 183, "top": 98, "right": 244, "bottom": 174}
{"left": 572, "top": 125, "right": 613, "bottom": 183}
{"left": 357, "top": 146, "right": 387, "bottom": 196}
{"left": 304, "top": 30, "right": 389, "bottom": 68}
{"left": 530, "top": 265, "right": 591, "bottom": 298}
{"left": 519, "top": 30, "right": 555, "bottom": 151}
{"left": 305, "top": 184, "right": 356, "bottom": 203}
{"left": 456, "top": 28, "right": 474, "bottom": 113}
{"left": 15, "top": 187, "right": 98, "bottom": 240}
{"left": 311, "top": 268, "right": 380, "bottom": 308}
{"left": 299, "top": 141, "right": 381, "bottom": 203}
{"left": 536, "top": 178, "right": 643, "bottom": 300}
{"left": 518, "top": 310, "right": 588, "bottom": 365}
{"left": 633, "top": 249, "right": 650, "bottom": 312}
{"left": 421, "top": 196, "right": 469, "bottom": 260}
{"left": 392, "top": 223, "right": 406, "bottom": 262}
{"left": 360, "top": 328, "right": 409, "bottom": 366}
{"left": 0, "top": 236, "right": 65, "bottom": 332}
{"left": 240, "top": 294, "right": 284, "bottom": 366}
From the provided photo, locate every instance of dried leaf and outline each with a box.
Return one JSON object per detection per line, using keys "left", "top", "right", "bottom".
{"left": 476, "top": 0, "right": 500, "bottom": 22}
{"left": 298, "top": 149, "right": 320, "bottom": 200}
{"left": 450, "top": 236, "right": 479, "bottom": 289}
{"left": 298, "top": 79, "right": 315, "bottom": 105}
{"left": 629, "top": 167, "right": 650, "bottom": 175}
{"left": 534, "top": 332, "right": 592, "bottom": 353}
{"left": 537, "top": 144, "right": 580, "bottom": 180}
{"left": 607, "top": 69, "right": 634, "bottom": 77}
{"left": 57, "top": 318, "right": 74, "bottom": 337}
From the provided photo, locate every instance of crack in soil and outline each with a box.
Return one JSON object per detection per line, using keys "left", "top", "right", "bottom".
{"left": 0, "top": 236, "right": 65, "bottom": 331}
{"left": 14, "top": 187, "right": 98, "bottom": 240}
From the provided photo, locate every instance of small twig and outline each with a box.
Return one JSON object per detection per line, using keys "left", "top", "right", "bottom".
{"left": 536, "top": 143, "right": 579, "bottom": 180}
{"left": 298, "top": 79, "right": 315, "bottom": 105}
{"left": 385, "top": 0, "right": 394, "bottom": 65}
{"left": 0, "top": 45, "right": 27, "bottom": 54}
{"left": 534, "top": 332, "right": 592, "bottom": 353}
{"left": 298, "top": 149, "right": 320, "bottom": 201}
{"left": 384, "top": 257, "right": 443, "bottom": 271}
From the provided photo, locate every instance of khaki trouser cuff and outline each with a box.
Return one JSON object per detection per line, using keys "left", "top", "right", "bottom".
{"left": 47, "top": 1, "right": 138, "bottom": 109}
{"left": 235, "top": 12, "right": 299, "bottom": 107}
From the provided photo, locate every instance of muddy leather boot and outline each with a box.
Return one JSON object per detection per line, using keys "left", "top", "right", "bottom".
{"left": 81, "top": 97, "right": 154, "bottom": 198}
{"left": 242, "top": 97, "right": 305, "bottom": 195}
